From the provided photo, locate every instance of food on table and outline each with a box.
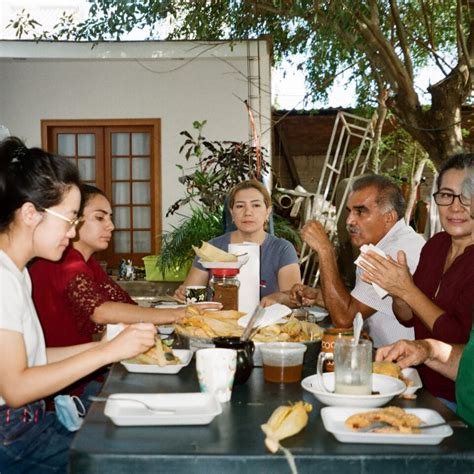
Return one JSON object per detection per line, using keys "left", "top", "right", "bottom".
{"left": 175, "top": 307, "right": 323, "bottom": 342}
{"left": 345, "top": 406, "right": 422, "bottom": 434}
{"left": 192, "top": 241, "right": 238, "bottom": 262}
{"left": 372, "top": 361, "right": 414, "bottom": 391}
{"left": 261, "top": 401, "right": 313, "bottom": 453}
{"left": 129, "top": 337, "right": 181, "bottom": 366}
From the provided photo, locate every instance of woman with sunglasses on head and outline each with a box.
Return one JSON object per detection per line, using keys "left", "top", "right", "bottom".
{"left": 375, "top": 166, "right": 474, "bottom": 426}
{"left": 359, "top": 154, "right": 474, "bottom": 410}
{"left": 0, "top": 137, "right": 156, "bottom": 473}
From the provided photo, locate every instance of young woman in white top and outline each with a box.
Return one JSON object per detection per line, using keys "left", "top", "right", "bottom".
{"left": 0, "top": 137, "right": 156, "bottom": 473}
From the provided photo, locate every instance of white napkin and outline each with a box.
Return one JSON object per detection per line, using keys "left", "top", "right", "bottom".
{"left": 228, "top": 242, "right": 260, "bottom": 314}
{"left": 237, "top": 303, "right": 291, "bottom": 328}
{"left": 354, "top": 244, "right": 389, "bottom": 298}
{"left": 106, "top": 323, "right": 125, "bottom": 341}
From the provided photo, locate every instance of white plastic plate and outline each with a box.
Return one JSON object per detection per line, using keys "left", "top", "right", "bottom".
{"left": 321, "top": 406, "right": 453, "bottom": 445}
{"left": 198, "top": 254, "right": 249, "bottom": 269}
{"left": 306, "top": 306, "right": 329, "bottom": 322}
{"left": 104, "top": 392, "right": 222, "bottom": 426}
{"left": 121, "top": 350, "right": 192, "bottom": 374}
{"left": 401, "top": 367, "right": 423, "bottom": 395}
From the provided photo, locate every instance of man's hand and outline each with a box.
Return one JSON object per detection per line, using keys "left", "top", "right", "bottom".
{"left": 375, "top": 339, "right": 432, "bottom": 369}
{"left": 301, "top": 220, "right": 333, "bottom": 254}
{"left": 289, "top": 283, "right": 324, "bottom": 307}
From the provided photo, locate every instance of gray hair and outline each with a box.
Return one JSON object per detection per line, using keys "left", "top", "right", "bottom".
{"left": 351, "top": 175, "right": 405, "bottom": 219}
{"left": 461, "top": 166, "right": 474, "bottom": 202}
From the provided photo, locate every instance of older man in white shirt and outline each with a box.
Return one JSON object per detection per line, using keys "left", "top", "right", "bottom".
{"left": 291, "top": 175, "right": 425, "bottom": 348}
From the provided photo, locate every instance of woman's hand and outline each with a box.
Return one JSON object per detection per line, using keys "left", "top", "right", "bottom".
{"left": 105, "top": 323, "right": 156, "bottom": 363}
{"left": 358, "top": 250, "right": 415, "bottom": 299}
{"left": 174, "top": 285, "right": 186, "bottom": 303}
{"left": 375, "top": 339, "right": 432, "bottom": 369}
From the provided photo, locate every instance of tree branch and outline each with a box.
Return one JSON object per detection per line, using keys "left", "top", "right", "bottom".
{"left": 389, "top": 0, "right": 414, "bottom": 81}
{"left": 352, "top": 8, "right": 419, "bottom": 107}
{"left": 457, "top": 0, "right": 473, "bottom": 69}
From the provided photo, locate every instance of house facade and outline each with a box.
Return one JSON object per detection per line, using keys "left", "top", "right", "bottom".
{"left": 0, "top": 39, "right": 271, "bottom": 266}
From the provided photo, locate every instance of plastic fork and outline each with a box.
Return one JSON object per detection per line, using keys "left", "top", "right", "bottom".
{"left": 90, "top": 396, "right": 175, "bottom": 415}
{"left": 358, "top": 419, "right": 468, "bottom": 433}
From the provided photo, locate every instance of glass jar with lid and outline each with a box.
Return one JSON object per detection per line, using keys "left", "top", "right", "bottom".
{"left": 209, "top": 268, "right": 240, "bottom": 311}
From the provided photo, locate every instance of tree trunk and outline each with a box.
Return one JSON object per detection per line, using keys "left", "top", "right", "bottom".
{"left": 388, "top": 61, "right": 470, "bottom": 168}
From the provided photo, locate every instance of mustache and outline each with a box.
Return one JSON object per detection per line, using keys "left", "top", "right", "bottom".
{"left": 346, "top": 225, "right": 360, "bottom": 234}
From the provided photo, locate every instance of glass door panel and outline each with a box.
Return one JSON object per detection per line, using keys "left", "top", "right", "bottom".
{"left": 57, "top": 134, "right": 76, "bottom": 156}
{"left": 43, "top": 120, "right": 160, "bottom": 267}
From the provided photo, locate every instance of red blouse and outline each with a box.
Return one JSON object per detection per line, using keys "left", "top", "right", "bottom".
{"left": 400, "top": 232, "right": 474, "bottom": 401}
{"left": 30, "top": 246, "right": 136, "bottom": 347}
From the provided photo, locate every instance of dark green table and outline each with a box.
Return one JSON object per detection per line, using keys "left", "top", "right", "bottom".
{"left": 69, "top": 362, "right": 474, "bottom": 474}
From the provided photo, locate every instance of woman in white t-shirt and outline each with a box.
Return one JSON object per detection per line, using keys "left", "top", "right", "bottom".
{"left": 0, "top": 137, "right": 156, "bottom": 473}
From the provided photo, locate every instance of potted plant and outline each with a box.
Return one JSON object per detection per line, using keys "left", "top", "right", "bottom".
{"left": 154, "top": 120, "right": 270, "bottom": 276}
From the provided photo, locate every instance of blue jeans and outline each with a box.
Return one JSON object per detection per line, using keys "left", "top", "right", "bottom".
{"left": 437, "top": 397, "right": 457, "bottom": 413}
{"left": 0, "top": 400, "right": 73, "bottom": 473}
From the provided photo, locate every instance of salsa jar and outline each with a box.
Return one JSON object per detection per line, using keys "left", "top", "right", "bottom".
{"left": 209, "top": 268, "right": 240, "bottom": 310}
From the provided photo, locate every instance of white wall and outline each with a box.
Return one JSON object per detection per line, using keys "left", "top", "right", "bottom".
{"left": 0, "top": 40, "right": 272, "bottom": 229}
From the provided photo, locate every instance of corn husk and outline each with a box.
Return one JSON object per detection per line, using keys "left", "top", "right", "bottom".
{"left": 132, "top": 337, "right": 180, "bottom": 366}
{"left": 192, "top": 242, "right": 238, "bottom": 262}
{"left": 261, "top": 401, "right": 312, "bottom": 453}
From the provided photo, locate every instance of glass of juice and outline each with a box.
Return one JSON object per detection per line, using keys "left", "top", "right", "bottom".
{"left": 260, "top": 343, "right": 307, "bottom": 383}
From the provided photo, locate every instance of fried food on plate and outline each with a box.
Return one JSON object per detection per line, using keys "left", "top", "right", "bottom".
{"left": 129, "top": 337, "right": 181, "bottom": 366}
{"left": 345, "top": 406, "right": 422, "bottom": 434}
{"left": 175, "top": 309, "right": 323, "bottom": 343}
{"left": 373, "top": 361, "right": 413, "bottom": 389}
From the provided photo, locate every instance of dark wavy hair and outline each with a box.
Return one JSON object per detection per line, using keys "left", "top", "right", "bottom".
{"left": 0, "top": 136, "right": 81, "bottom": 232}
{"left": 79, "top": 183, "right": 107, "bottom": 215}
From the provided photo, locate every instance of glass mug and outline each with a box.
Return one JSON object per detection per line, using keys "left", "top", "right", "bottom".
{"left": 317, "top": 338, "right": 372, "bottom": 395}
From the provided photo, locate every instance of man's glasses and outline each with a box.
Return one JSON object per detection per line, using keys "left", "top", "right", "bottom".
{"left": 41, "top": 208, "right": 82, "bottom": 228}
{"left": 433, "top": 191, "right": 470, "bottom": 207}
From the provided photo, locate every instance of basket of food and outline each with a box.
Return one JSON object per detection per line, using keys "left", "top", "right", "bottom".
{"left": 175, "top": 306, "right": 323, "bottom": 366}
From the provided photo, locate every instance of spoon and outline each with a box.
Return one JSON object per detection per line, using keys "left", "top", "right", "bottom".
{"left": 353, "top": 312, "right": 363, "bottom": 346}
{"left": 89, "top": 396, "right": 175, "bottom": 415}
{"left": 358, "top": 419, "right": 468, "bottom": 433}
{"left": 241, "top": 305, "right": 265, "bottom": 341}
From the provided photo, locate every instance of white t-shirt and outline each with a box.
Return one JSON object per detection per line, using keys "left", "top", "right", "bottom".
{"left": 351, "top": 219, "right": 426, "bottom": 348}
{"left": 0, "top": 250, "right": 47, "bottom": 406}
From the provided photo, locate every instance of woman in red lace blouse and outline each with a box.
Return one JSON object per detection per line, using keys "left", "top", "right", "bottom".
{"left": 30, "top": 184, "right": 218, "bottom": 348}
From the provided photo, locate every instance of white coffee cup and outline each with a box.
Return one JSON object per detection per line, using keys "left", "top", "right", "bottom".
{"left": 196, "top": 348, "right": 237, "bottom": 402}
{"left": 317, "top": 338, "right": 372, "bottom": 395}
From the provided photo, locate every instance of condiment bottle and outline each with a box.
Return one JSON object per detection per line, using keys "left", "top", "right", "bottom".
{"left": 209, "top": 268, "right": 240, "bottom": 310}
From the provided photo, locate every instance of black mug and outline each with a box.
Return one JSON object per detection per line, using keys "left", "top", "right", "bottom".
{"left": 212, "top": 337, "right": 254, "bottom": 385}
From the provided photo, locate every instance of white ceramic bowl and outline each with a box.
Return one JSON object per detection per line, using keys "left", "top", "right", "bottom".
{"left": 301, "top": 373, "right": 406, "bottom": 407}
